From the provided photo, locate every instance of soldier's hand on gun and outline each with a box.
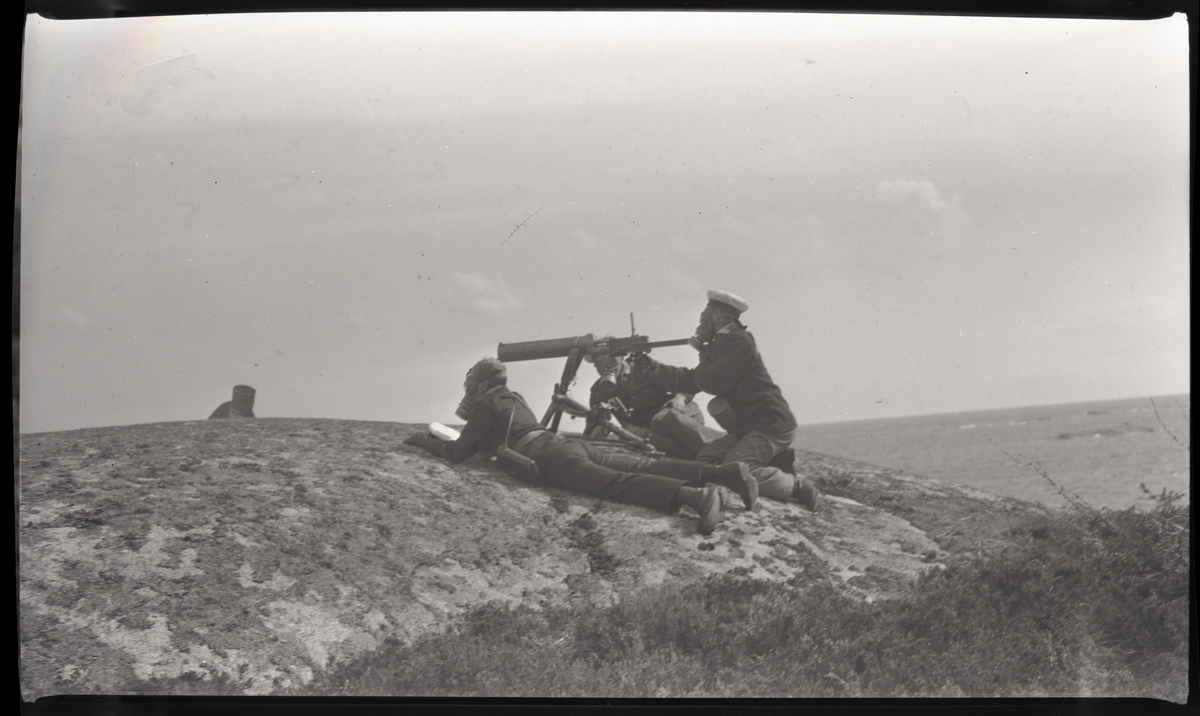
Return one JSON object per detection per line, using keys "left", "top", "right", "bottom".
{"left": 687, "top": 335, "right": 705, "bottom": 351}
{"left": 667, "top": 394, "right": 688, "bottom": 413}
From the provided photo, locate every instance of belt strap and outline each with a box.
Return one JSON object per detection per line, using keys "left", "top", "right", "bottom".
{"left": 511, "top": 428, "right": 551, "bottom": 454}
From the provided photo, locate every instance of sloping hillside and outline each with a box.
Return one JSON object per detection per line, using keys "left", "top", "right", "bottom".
{"left": 19, "top": 418, "right": 1038, "bottom": 699}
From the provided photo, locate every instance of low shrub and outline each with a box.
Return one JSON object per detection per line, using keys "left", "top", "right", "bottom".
{"left": 303, "top": 491, "right": 1188, "bottom": 698}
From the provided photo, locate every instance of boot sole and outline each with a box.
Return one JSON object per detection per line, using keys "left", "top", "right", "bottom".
{"left": 698, "top": 486, "right": 721, "bottom": 535}
{"left": 737, "top": 464, "right": 759, "bottom": 511}
{"left": 795, "top": 484, "right": 819, "bottom": 512}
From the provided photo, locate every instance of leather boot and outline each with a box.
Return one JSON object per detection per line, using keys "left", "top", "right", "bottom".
{"left": 676, "top": 485, "right": 721, "bottom": 535}
{"left": 793, "top": 477, "right": 819, "bottom": 512}
{"left": 640, "top": 459, "right": 757, "bottom": 511}
{"left": 701, "top": 463, "right": 758, "bottom": 511}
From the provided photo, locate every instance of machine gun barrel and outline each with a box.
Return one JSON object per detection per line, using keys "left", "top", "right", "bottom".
{"left": 497, "top": 334, "right": 689, "bottom": 363}
{"left": 497, "top": 334, "right": 595, "bottom": 363}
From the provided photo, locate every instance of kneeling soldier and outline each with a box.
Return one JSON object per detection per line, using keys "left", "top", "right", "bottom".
{"left": 403, "top": 358, "right": 759, "bottom": 535}
{"left": 631, "top": 290, "right": 819, "bottom": 511}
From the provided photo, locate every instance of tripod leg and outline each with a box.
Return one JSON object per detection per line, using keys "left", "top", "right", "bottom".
{"left": 542, "top": 349, "right": 584, "bottom": 432}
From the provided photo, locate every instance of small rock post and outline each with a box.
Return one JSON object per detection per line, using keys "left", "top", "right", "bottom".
{"left": 208, "top": 385, "right": 257, "bottom": 419}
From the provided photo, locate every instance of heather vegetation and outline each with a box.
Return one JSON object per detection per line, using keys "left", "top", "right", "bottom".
{"left": 297, "top": 487, "right": 1188, "bottom": 699}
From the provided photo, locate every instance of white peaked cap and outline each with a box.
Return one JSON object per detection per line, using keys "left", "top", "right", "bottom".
{"left": 706, "top": 289, "right": 749, "bottom": 314}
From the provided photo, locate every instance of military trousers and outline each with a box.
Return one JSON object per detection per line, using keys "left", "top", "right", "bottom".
{"left": 696, "top": 427, "right": 797, "bottom": 503}
{"left": 522, "top": 434, "right": 685, "bottom": 512}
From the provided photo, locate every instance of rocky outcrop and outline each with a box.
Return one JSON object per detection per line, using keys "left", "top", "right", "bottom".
{"left": 208, "top": 385, "right": 256, "bottom": 420}
{"left": 18, "top": 418, "right": 1034, "bottom": 699}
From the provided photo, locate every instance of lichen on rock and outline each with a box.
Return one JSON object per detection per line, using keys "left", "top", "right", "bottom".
{"left": 19, "top": 418, "right": 1019, "bottom": 699}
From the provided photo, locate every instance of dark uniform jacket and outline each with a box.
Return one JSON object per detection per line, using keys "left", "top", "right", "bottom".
{"left": 646, "top": 323, "right": 796, "bottom": 437}
{"left": 589, "top": 369, "right": 681, "bottom": 428}
{"left": 432, "top": 386, "right": 544, "bottom": 463}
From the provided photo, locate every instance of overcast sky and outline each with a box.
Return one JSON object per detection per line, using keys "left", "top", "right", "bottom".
{"left": 19, "top": 11, "right": 1190, "bottom": 435}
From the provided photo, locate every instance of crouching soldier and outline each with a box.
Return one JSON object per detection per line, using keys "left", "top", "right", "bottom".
{"left": 585, "top": 350, "right": 711, "bottom": 460}
{"left": 402, "top": 358, "right": 759, "bottom": 535}
{"left": 631, "top": 290, "right": 819, "bottom": 511}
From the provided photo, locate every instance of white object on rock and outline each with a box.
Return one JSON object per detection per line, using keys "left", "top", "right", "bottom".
{"left": 428, "top": 423, "right": 461, "bottom": 442}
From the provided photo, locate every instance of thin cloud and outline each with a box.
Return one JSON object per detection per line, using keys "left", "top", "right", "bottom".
{"left": 453, "top": 271, "right": 492, "bottom": 293}
{"left": 451, "top": 271, "right": 524, "bottom": 313}
{"left": 874, "top": 179, "right": 957, "bottom": 217}
{"left": 871, "top": 178, "right": 968, "bottom": 253}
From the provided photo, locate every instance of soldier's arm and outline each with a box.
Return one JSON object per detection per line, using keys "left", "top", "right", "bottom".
{"left": 691, "top": 333, "right": 755, "bottom": 395}
{"left": 440, "top": 405, "right": 498, "bottom": 462}
{"left": 641, "top": 336, "right": 753, "bottom": 397}
{"left": 638, "top": 360, "right": 700, "bottom": 396}
{"left": 407, "top": 404, "right": 496, "bottom": 463}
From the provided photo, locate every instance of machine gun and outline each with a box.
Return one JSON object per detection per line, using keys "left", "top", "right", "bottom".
{"left": 497, "top": 315, "right": 689, "bottom": 434}
{"left": 548, "top": 394, "right": 661, "bottom": 454}
{"left": 583, "top": 396, "right": 627, "bottom": 438}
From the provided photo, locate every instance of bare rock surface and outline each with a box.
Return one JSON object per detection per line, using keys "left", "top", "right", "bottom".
{"left": 19, "top": 418, "right": 1038, "bottom": 699}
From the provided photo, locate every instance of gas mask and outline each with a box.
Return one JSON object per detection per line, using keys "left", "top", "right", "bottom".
{"left": 598, "top": 368, "right": 619, "bottom": 391}
{"left": 456, "top": 380, "right": 485, "bottom": 421}
{"left": 592, "top": 356, "right": 621, "bottom": 391}
{"left": 695, "top": 305, "right": 735, "bottom": 345}
{"left": 454, "top": 397, "right": 475, "bottom": 422}
{"left": 694, "top": 307, "right": 717, "bottom": 344}
{"left": 455, "top": 358, "right": 507, "bottom": 420}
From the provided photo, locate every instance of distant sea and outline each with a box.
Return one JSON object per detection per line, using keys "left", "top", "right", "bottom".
{"left": 793, "top": 395, "right": 1191, "bottom": 511}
